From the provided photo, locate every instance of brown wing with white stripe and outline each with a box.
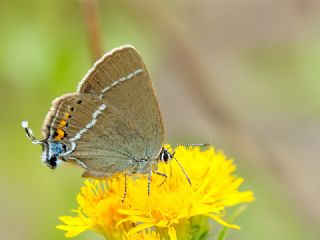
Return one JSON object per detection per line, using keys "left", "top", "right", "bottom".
{"left": 41, "top": 46, "right": 165, "bottom": 178}
{"left": 42, "top": 93, "right": 100, "bottom": 141}
{"left": 77, "top": 46, "right": 165, "bottom": 160}
{"left": 41, "top": 92, "right": 151, "bottom": 177}
{"left": 78, "top": 45, "right": 144, "bottom": 96}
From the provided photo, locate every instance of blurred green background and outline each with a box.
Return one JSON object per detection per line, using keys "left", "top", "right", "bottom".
{"left": 1, "top": 1, "right": 320, "bottom": 239}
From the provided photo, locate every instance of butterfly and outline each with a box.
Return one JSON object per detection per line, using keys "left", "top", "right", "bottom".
{"left": 22, "top": 45, "right": 207, "bottom": 200}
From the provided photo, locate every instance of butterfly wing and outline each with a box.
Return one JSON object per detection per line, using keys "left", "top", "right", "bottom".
{"left": 78, "top": 46, "right": 165, "bottom": 159}
{"left": 42, "top": 46, "right": 165, "bottom": 177}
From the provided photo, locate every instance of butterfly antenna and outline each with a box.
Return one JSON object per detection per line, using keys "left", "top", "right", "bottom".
{"left": 21, "top": 121, "right": 42, "bottom": 144}
{"left": 171, "top": 143, "right": 210, "bottom": 150}
{"left": 173, "top": 156, "right": 191, "bottom": 186}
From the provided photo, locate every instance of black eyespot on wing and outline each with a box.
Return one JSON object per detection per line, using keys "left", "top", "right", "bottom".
{"left": 62, "top": 143, "right": 67, "bottom": 151}
{"left": 48, "top": 156, "right": 57, "bottom": 168}
{"left": 69, "top": 106, "right": 74, "bottom": 112}
{"left": 52, "top": 130, "right": 58, "bottom": 138}
{"left": 76, "top": 99, "right": 82, "bottom": 104}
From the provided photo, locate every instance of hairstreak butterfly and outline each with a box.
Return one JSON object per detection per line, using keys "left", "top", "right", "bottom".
{"left": 22, "top": 45, "right": 207, "bottom": 199}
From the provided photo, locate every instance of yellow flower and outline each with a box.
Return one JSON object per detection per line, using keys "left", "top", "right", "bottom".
{"left": 57, "top": 146, "right": 254, "bottom": 239}
{"left": 122, "top": 229, "right": 161, "bottom": 240}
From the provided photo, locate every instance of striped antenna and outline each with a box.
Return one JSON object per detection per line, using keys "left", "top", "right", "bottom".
{"left": 173, "top": 156, "right": 191, "bottom": 185}
{"left": 170, "top": 143, "right": 210, "bottom": 150}
{"left": 167, "top": 143, "right": 210, "bottom": 186}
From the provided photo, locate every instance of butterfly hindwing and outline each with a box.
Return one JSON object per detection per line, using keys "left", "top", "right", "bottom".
{"left": 42, "top": 93, "right": 100, "bottom": 141}
{"left": 42, "top": 93, "right": 145, "bottom": 176}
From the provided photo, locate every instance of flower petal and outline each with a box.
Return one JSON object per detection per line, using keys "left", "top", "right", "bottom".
{"left": 56, "top": 225, "right": 89, "bottom": 238}
{"left": 205, "top": 213, "right": 240, "bottom": 229}
{"left": 168, "top": 227, "right": 177, "bottom": 240}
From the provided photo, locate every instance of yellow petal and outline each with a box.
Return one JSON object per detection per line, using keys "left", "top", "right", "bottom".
{"left": 56, "top": 225, "right": 88, "bottom": 238}
{"left": 205, "top": 213, "right": 240, "bottom": 229}
{"left": 168, "top": 227, "right": 177, "bottom": 240}
{"left": 59, "top": 216, "right": 84, "bottom": 225}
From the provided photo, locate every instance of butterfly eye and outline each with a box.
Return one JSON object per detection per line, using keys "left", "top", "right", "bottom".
{"left": 160, "top": 149, "right": 171, "bottom": 163}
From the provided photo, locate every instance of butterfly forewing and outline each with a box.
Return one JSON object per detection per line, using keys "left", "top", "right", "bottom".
{"left": 78, "top": 46, "right": 165, "bottom": 159}
{"left": 78, "top": 46, "right": 144, "bottom": 95}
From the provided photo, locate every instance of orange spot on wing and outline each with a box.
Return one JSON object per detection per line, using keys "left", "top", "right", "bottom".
{"left": 55, "top": 129, "right": 65, "bottom": 140}
{"left": 59, "top": 120, "right": 67, "bottom": 128}
{"left": 54, "top": 112, "right": 71, "bottom": 140}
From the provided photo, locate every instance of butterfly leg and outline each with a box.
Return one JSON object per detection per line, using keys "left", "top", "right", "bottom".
{"left": 122, "top": 174, "right": 127, "bottom": 203}
{"left": 147, "top": 169, "right": 152, "bottom": 195}
{"left": 154, "top": 171, "right": 168, "bottom": 187}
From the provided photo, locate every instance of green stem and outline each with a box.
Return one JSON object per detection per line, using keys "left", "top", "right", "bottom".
{"left": 216, "top": 205, "right": 248, "bottom": 240}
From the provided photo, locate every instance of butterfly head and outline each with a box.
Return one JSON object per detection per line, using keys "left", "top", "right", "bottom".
{"left": 22, "top": 121, "right": 67, "bottom": 169}
{"left": 159, "top": 147, "right": 174, "bottom": 164}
